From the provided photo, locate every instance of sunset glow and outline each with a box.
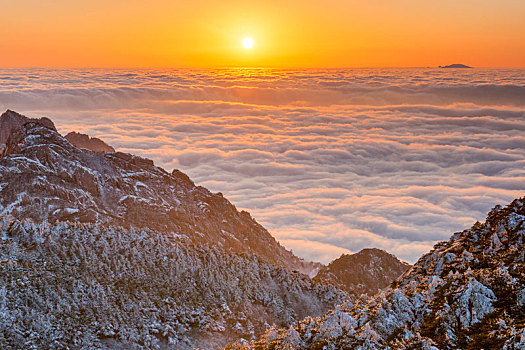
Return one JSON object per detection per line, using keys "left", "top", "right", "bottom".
{"left": 1, "top": 0, "right": 524, "bottom": 68}
{"left": 0, "top": 1, "right": 524, "bottom": 347}
{"left": 242, "top": 37, "right": 254, "bottom": 49}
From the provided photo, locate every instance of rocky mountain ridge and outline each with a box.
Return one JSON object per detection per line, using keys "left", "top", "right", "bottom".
{"left": 229, "top": 198, "right": 525, "bottom": 349}
{"left": 0, "top": 110, "right": 314, "bottom": 273}
{"left": 0, "top": 110, "right": 419, "bottom": 349}
{"left": 313, "top": 248, "right": 411, "bottom": 296}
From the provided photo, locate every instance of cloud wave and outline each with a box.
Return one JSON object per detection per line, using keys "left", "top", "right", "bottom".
{"left": 1, "top": 67, "right": 524, "bottom": 263}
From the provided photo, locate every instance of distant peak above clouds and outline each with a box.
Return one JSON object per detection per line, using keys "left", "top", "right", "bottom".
{"left": 313, "top": 248, "right": 411, "bottom": 295}
{"left": 439, "top": 63, "right": 472, "bottom": 68}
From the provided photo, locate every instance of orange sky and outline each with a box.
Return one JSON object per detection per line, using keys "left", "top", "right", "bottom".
{"left": 1, "top": 0, "right": 525, "bottom": 68}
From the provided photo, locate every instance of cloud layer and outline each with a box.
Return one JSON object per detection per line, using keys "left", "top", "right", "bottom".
{"left": 1, "top": 67, "right": 524, "bottom": 263}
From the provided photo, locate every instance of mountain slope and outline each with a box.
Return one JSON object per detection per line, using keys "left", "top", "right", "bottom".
{"left": 229, "top": 198, "right": 525, "bottom": 349}
{"left": 0, "top": 110, "right": 314, "bottom": 273}
{"left": 313, "top": 248, "right": 411, "bottom": 296}
{"left": 0, "top": 219, "right": 347, "bottom": 349}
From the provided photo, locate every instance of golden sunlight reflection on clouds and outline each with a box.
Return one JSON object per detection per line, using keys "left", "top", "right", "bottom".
{"left": 1, "top": 67, "right": 523, "bottom": 263}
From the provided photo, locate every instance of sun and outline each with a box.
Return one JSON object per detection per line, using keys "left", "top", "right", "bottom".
{"left": 242, "top": 37, "right": 254, "bottom": 49}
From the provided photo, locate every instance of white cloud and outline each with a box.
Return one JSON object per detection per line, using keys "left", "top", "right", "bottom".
{"left": 1, "top": 67, "right": 524, "bottom": 264}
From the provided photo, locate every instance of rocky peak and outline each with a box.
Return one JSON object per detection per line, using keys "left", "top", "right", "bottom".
{"left": 0, "top": 109, "right": 56, "bottom": 154}
{"left": 0, "top": 110, "right": 315, "bottom": 274}
{"left": 313, "top": 248, "right": 411, "bottom": 295}
{"left": 65, "top": 131, "right": 115, "bottom": 152}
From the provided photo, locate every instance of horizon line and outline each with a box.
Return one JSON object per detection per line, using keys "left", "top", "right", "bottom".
{"left": 1, "top": 65, "right": 525, "bottom": 70}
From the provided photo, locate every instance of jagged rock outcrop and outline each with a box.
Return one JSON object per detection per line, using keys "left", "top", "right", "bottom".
{"left": 0, "top": 110, "right": 349, "bottom": 349}
{"left": 229, "top": 198, "right": 525, "bottom": 349}
{"left": 0, "top": 110, "right": 314, "bottom": 273}
{"left": 313, "top": 248, "right": 411, "bottom": 296}
{"left": 0, "top": 109, "right": 56, "bottom": 154}
{"left": 65, "top": 131, "right": 115, "bottom": 152}
{"left": 0, "top": 219, "right": 347, "bottom": 349}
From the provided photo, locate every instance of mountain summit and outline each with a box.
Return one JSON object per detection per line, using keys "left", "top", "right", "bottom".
{"left": 314, "top": 248, "right": 411, "bottom": 295}
{"left": 0, "top": 110, "right": 430, "bottom": 349}
{"left": 0, "top": 110, "right": 313, "bottom": 273}
{"left": 0, "top": 109, "right": 56, "bottom": 154}
{"left": 439, "top": 63, "right": 472, "bottom": 68}
{"left": 0, "top": 110, "right": 347, "bottom": 348}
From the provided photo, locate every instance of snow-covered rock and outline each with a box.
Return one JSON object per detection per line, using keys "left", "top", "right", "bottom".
{"left": 230, "top": 198, "right": 525, "bottom": 349}
{"left": 0, "top": 219, "right": 347, "bottom": 349}
{"left": 0, "top": 110, "right": 316, "bottom": 274}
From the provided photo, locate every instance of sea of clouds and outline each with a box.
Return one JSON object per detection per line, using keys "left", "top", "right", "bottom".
{"left": 1, "top": 67, "right": 524, "bottom": 263}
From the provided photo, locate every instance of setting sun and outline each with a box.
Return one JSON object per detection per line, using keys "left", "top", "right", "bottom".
{"left": 242, "top": 37, "right": 254, "bottom": 49}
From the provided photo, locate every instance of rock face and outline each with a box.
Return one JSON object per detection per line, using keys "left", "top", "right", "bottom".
{"left": 0, "top": 110, "right": 314, "bottom": 273}
{"left": 313, "top": 248, "right": 411, "bottom": 296}
{"left": 0, "top": 109, "right": 56, "bottom": 154}
{"left": 65, "top": 131, "right": 115, "bottom": 152}
{"left": 230, "top": 198, "right": 525, "bottom": 349}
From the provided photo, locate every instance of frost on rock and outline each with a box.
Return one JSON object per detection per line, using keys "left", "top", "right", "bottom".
{"left": 317, "top": 308, "right": 357, "bottom": 339}
{"left": 232, "top": 198, "right": 525, "bottom": 349}
{"left": 449, "top": 278, "right": 495, "bottom": 328}
{"left": 503, "top": 328, "right": 525, "bottom": 350}
{"left": 0, "top": 219, "right": 347, "bottom": 349}
{"left": 518, "top": 288, "right": 525, "bottom": 307}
